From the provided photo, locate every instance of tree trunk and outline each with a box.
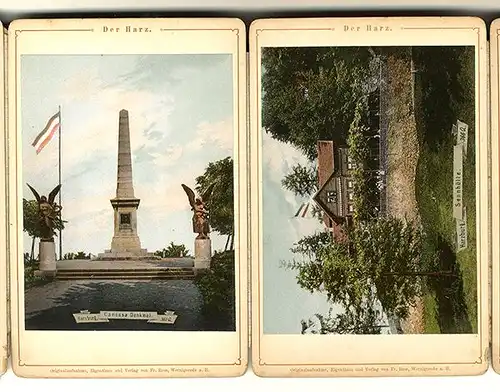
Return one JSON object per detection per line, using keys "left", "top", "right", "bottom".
{"left": 30, "top": 236, "right": 35, "bottom": 261}
{"left": 224, "top": 235, "right": 231, "bottom": 251}
{"left": 230, "top": 233, "right": 234, "bottom": 251}
{"left": 325, "top": 325, "right": 390, "bottom": 334}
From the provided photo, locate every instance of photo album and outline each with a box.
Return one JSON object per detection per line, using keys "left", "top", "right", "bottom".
{"left": 0, "top": 15, "right": 498, "bottom": 379}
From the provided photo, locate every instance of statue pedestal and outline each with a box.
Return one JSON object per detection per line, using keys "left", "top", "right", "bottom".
{"left": 38, "top": 240, "right": 56, "bottom": 275}
{"left": 194, "top": 238, "right": 211, "bottom": 270}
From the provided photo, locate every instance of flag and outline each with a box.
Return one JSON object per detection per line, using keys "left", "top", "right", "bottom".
{"left": 32, "top": 111, "right": 60, "bottom": 154}
{"left": 294, "top": 202, "right": 311, "bottom": 218}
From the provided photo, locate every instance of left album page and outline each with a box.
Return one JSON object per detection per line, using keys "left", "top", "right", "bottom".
{"left": 1, "top": 21, "right": 8, "bottom": 376}
{"left": 8, "top": 18, "right": 248, "bottom": 378}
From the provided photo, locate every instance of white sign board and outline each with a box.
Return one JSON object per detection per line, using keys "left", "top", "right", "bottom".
{"left": 456, "top": 120, "right": 468, "bottom": 156}
{"left": 453, "top": 145, "right": 463, "bottom": 220}
{"left": 456, "top": 208, "right": 468, "bottom": 252}
{"left": 73, "top": 310, "right": 178, "bottom": 324}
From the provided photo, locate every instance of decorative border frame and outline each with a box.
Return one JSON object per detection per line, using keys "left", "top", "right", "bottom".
{"left": 250, "top": 17, "right": 488, "bottom": 377}
{"left": 8, "top": 18, "right": 248, "bottom": 377}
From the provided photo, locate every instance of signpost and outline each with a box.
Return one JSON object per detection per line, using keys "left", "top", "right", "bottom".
{"left": 452, "top": 120, "right": 468, "bottom": 252}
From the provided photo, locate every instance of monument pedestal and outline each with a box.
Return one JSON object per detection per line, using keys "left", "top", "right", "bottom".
{"left": 37, "top": 240, "right": 57, "bottom": 277}
{"left": 194, "top": 238, "right": 211, "bottom": 270}
{"left": 95, "top": 248, "right": 158, "bottom": 261}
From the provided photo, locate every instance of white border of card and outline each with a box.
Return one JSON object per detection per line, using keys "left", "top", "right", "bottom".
{"left": 8, "top": 18, "right": 248, "bottom": 378}
{"left": 0, "top": 21, "right": 8, "bottom": 377}
{"left": 491, "top": 18, "right": 500, "bottom": 375}
{"left": 250, "top": 16, "right": 489, "bottom": 377}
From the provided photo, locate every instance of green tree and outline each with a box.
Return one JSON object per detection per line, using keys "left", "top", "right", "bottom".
{"left": 262, "top": 47, "right": 373, "bottom": 160}
{"left": 196, "top": 157, "right": 234, "bottom": 250}
{"left": 347, "top": 98, "right": 382, "bottom": 222}
{"left": 289, "top": 218, "right": 451, "bottom": 319}
{"left": 23, "top": 199, "right": 40, "bottom": 260}
{"left": 154, "top": 242, "right": 190, "bottom": 258}
{"left": 194, "top": 250, "right": 235, "bottom": 330}
{"left": 291, "top": 232, "right": 371, "bottom": 311}
{"left": 23, "top": 198, "right": 65, "bottom": 260}
{"left": 301, "top": 298, "right": 388, "bottom": 335}
{"left": 63, "top": 251, "right": 91, "bottom": 260}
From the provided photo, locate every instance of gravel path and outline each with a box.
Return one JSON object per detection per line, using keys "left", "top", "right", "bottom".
{"left": 382, "top": 51, "right": 424, "bottom": 334}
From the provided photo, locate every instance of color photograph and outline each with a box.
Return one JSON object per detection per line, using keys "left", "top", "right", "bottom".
{"left": 261, "top": 45, "right": 477, "bottom": 335}
{"left": 21, "top": 53, "right": 237, "bottom": 332}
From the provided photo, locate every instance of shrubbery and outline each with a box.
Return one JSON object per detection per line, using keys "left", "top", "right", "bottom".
{"left": 347, "top": 98, "right": 381, "bottom": 223}
{"left": 194, "top": 250, "right": 235, "bottom": 330}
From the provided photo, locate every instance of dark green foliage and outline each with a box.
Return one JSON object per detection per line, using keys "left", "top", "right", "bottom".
{"left": 23, "top": 252, "right": 47, "bottom": 289}
{"left": 289, "top": 217, "right": 440, "bottom": 319}
{"left": 194, "top": 250, "right": 235, "bottom": 330}
{"left": 347, "top": 98, "right": 381, "bottom": 222}
{"left": 63, "top": 251, "right": 92, "bottom": 260}
{"left": 413, "top": 46, "right": 476, "bottom": 333}
{"left": 154, "top": 242, "right": 190, "bottom": 258}
{"left": 261, "top": 47, "right": 372, "bottom": 160}
{"left": 281, "top": 163, "right": 318, "bottom": 198}
{"left": 195, "top": 157, "right": 234, "bottom": 249}
{"left": 23, "top": 198, "right": 66, "bottom": 259}
{"left": 301, "top": 295, "right": 387, "bottom": 335}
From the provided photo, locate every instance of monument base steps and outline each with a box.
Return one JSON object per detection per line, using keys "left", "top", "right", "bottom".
{"left": 55, "top": 267, "right": 196, "bottom": 281}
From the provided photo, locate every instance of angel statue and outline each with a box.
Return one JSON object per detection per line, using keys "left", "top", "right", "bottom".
{"left": 26, "top": 183, "right": 62, "bottom": 242}
{"left": 181, "top": 183, "right": 216, "bottom": 240}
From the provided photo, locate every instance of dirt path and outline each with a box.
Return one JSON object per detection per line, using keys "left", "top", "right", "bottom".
{"left": 382, "top": 51, "right": 424, "bottom": 334}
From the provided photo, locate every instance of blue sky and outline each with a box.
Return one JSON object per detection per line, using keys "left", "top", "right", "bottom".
{"left": 21, "top": 54, "right": 234, "bottom": 256}
{"left": 261, "top": 133, "right": 335, "bottom": 334}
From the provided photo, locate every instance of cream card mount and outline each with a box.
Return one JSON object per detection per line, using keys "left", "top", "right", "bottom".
{"left": 8, "top": 17, "right": 248, "bottom": 378}
{"left": 0, "top": 20, "right": 8, "bottom": 377}
{"left": 490, "top": 17, "right": 500, "bottom": 376}
{"left": 250, "top": 16, "right": 489, "bottom": 377}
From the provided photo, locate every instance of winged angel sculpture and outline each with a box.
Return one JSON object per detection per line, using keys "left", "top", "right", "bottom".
{"left": 27, "top": 183, "right": 62, "bottom": 241}
{"left": 181, "top": 183, "right": 216, "bottom": 240}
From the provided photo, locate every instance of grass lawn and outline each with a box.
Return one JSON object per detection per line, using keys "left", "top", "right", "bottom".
{"left": 413, "top": 46, "right": 477, "bottom": 334}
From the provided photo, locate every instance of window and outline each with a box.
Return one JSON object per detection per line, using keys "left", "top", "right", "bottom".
{"left": 120, "top": 213, "right": 131, "bottom": 225}
{"left": 348, "top": 192, "right": 354, "bottom": 201}
{"left": 348, "top": 204, "right": 354, "bottom": 213}
{"left": 347, "top": 180, "right": 353, "bottom": 189}
{"left": 326, "top": 190, "right": 338, "bottom": 203}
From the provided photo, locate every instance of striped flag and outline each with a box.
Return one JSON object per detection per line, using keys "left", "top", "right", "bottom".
{"left": 32, "top": 111, "right": 60, "bottom": 154}
{"left": 294, "top": 202, "right": 311, "bottom": 218}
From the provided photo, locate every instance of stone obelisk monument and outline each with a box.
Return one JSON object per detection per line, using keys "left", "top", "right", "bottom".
{"left": 97, "top": 109, "right": 153, "bottom": 260}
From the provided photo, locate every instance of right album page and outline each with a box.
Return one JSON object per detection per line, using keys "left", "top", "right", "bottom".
{"left": 250, "top": 16, "right": 489, "bottom": 377}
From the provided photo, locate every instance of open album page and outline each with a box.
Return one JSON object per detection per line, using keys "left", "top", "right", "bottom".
{"left": 250, "top": 16, "right": 489, "bottom": 377}
{"left": 1, "top": 21, "right": 8, "bottom": 377}
{"left": 8, "top": 18, "right": 248, "bottom": 378}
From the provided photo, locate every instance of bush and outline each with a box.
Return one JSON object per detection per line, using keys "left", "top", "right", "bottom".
{"left": 194, "top": 250, "right": 235, "bottom": 330}
{"left": 347, "top": 98, "right": 381, "bottom": 223}
{"left": 24, "top": 252, "right": 48, "bottom": 289}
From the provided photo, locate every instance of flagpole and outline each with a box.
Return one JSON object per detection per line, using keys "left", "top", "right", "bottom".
{"left": 58, "top": 105, "right": 62, "bottom": 261}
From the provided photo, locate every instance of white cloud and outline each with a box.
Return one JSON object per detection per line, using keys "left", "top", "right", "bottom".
{"left": 261, "top": 131, "right": 317, "bottom": 214}
{"left": 262, "top": 131, "right": 311, "bottom": 184}
{"left": 186, "top": 119, "right": 233, "bottom": 154}
{"left": 150, "top": 144, "right": 184, "bottom": 168}
{"left": 21, "top": 57, "right": 235, "bottom": 257}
